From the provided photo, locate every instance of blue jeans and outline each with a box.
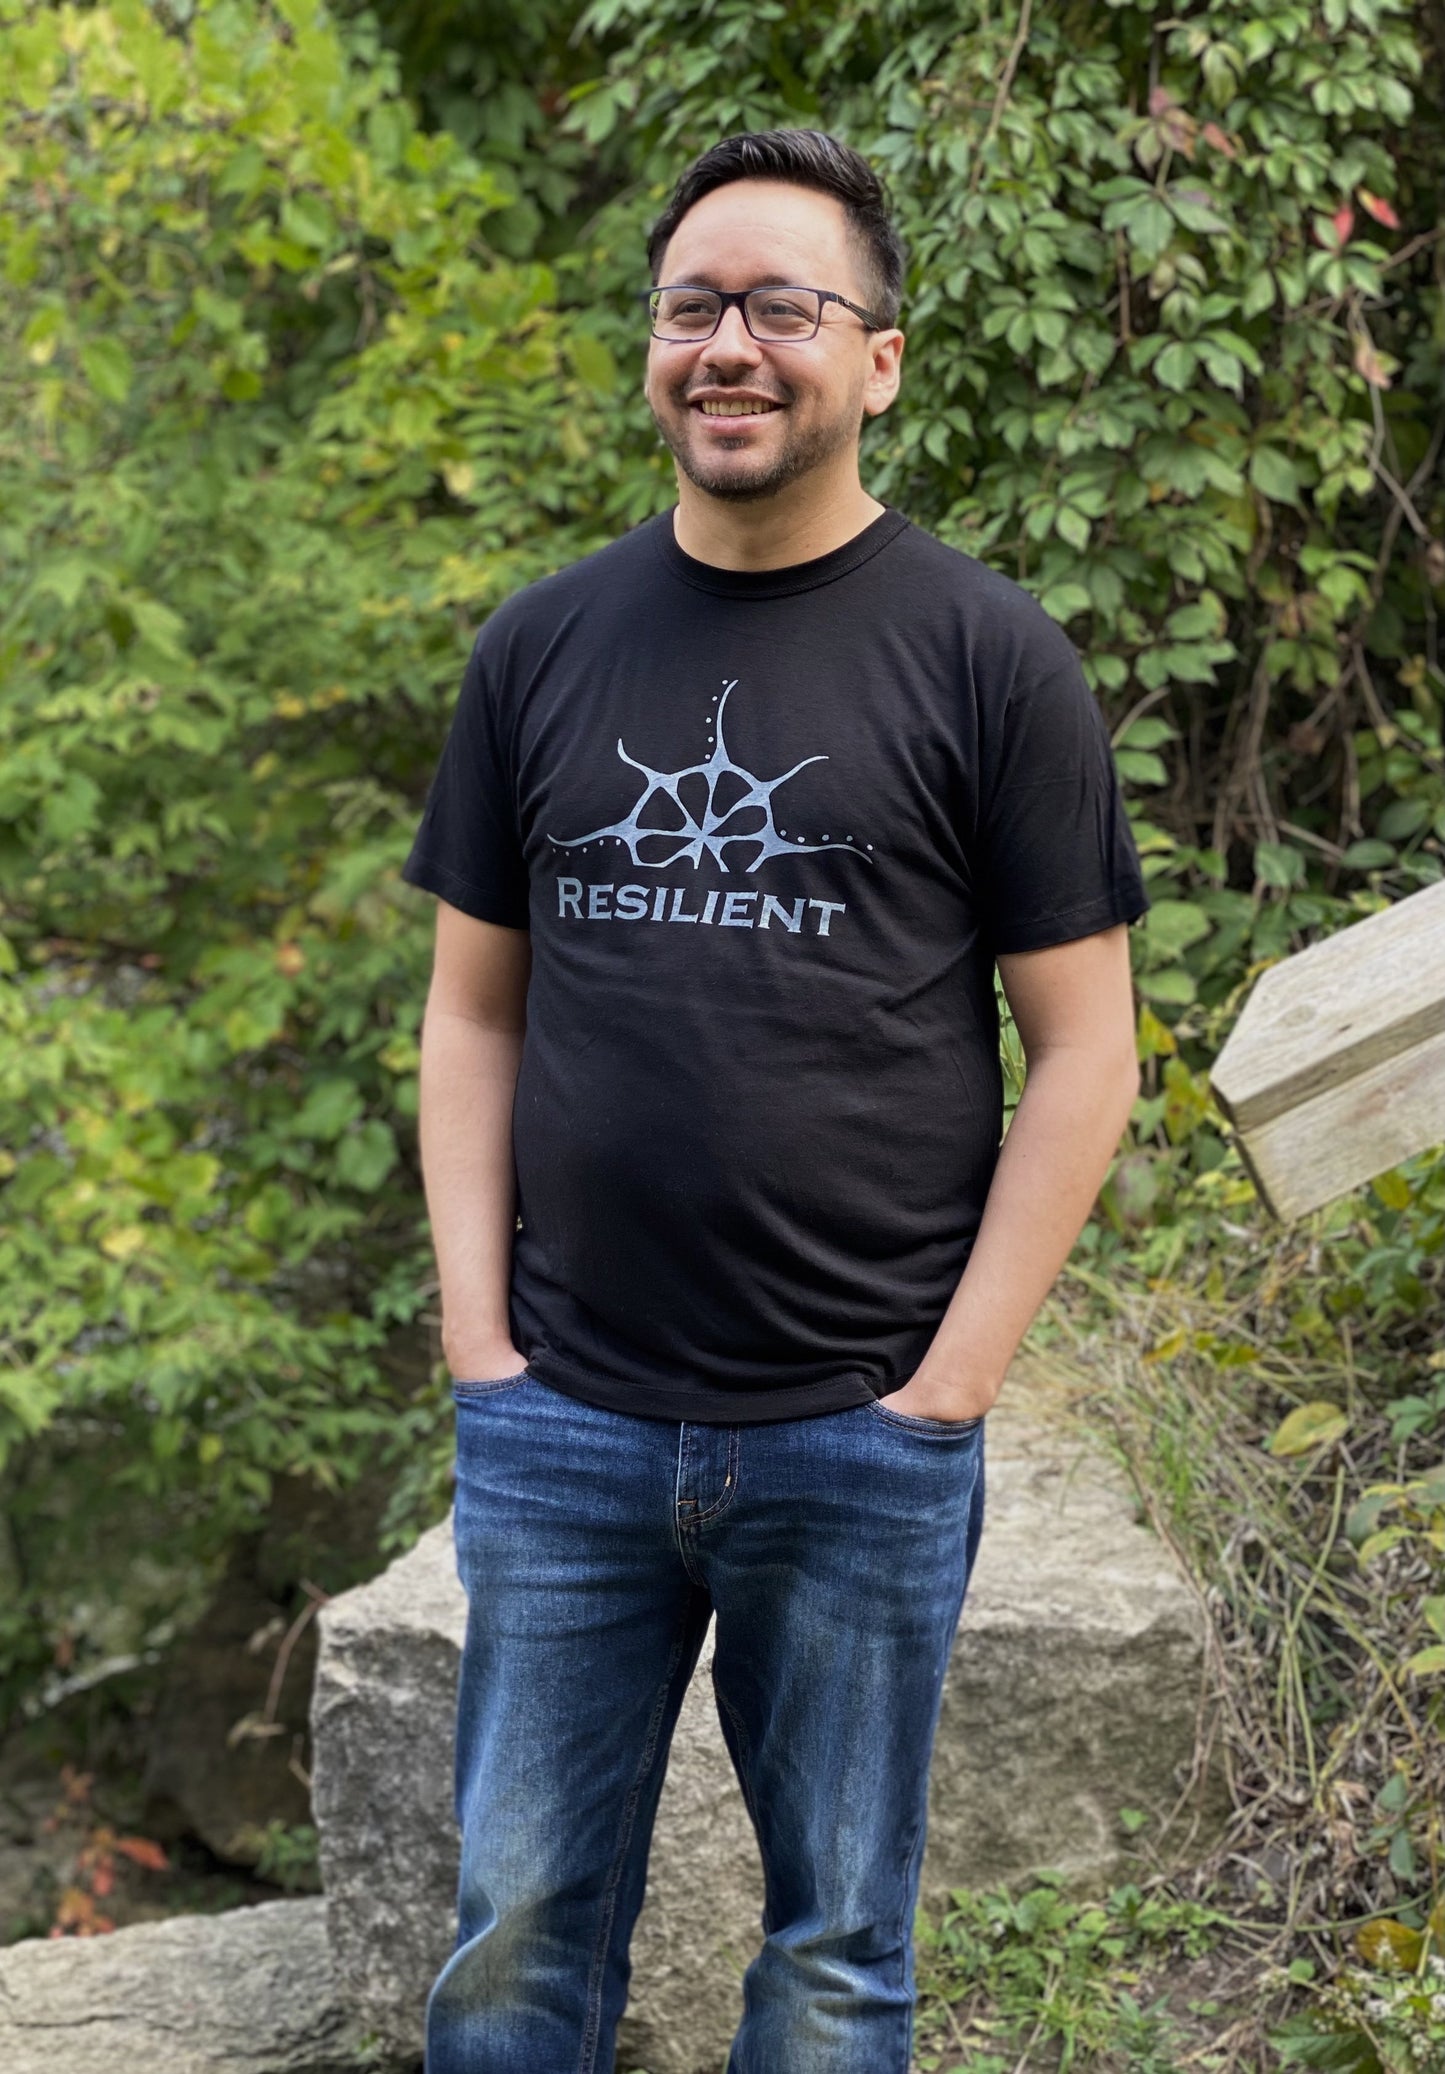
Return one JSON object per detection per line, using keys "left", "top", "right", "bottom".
{"left": 425, "top": 1371, "right": 987, "bottom": 2074}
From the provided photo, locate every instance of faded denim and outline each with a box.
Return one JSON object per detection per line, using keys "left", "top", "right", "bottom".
{"left": 425, "top": 1370, "right": 986, "bottom": 2074}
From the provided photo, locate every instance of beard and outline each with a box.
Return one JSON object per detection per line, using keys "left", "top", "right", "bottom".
{"left": 648, "top": 383, "right": 865, "bottom": 503}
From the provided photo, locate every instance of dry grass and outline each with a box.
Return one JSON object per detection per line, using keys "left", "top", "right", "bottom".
{"left": 1020, "top": 1219, "right": 1445, "bottom": 2065}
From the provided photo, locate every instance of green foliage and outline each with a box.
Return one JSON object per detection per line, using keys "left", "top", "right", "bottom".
{"left": 911, "top": 1873, "right": 1224, "bottom": 2072}
{"left": 0, "top": 0, "right": 617, "bottom": 1723}
{"left": 1273, "top": 1946, "right": 1445, "bottom": 2073}
{"left": 250, "top": 1817, "right": 322, "bottom": 1892}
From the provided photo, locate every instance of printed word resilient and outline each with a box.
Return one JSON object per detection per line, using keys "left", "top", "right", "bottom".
{"left": 557, "top": 876, "right": 846, "bottom": 935}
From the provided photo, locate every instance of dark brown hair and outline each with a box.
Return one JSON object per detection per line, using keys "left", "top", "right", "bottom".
{"left": 646, "top": 129, "right": 906, "bottom": 327}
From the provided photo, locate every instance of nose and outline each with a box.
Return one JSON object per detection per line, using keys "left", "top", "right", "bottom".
{"left": 702, "top": 300, "right": 764, "bottom": 367}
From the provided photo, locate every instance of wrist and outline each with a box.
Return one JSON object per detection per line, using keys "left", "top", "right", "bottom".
{"left": 441, "top": 1325, "right": 520, "bottom": 1378}
{"left": 896, "top": 1364, "right": 1003, "bottom": 1420}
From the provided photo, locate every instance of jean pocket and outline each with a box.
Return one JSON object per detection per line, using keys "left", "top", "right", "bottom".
{"left": 864, "top": 1399, "right": 984, "bottom": 1438}
{"left": 450, "top": 1369, "right": 532, "bottom": 1398}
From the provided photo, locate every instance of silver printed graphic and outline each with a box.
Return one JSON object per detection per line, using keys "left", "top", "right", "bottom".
{"left": 549, "top": 679, "right": 874, "bottom": 875}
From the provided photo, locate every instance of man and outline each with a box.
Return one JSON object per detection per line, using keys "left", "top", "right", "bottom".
{"left": 401, "top": 128, "right": 1149, "bottom": 2074}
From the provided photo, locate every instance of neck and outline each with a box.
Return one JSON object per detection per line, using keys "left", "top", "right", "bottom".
{"left": 670, "top": 463, "right": 885, "bottom": 572}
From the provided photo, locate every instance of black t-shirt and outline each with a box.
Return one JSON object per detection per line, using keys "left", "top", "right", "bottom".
{"left": 401, "top": 506, "right": 1150, "bottom": 1424}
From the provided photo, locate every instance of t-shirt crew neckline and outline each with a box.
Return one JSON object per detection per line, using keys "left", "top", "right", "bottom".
{"left": 654, "top": 504, "right": 911, "bottom": 599}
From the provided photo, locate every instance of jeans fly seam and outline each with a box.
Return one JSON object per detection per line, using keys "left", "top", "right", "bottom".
{"left": 575, "top": 1598, "right": 695, "bottom": 2074}
{"left": 692, "top": 1426, "right": 741, "bottom": 1526}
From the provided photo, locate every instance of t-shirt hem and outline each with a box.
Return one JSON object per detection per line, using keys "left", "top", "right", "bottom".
{"left": 990, "top": 889, "right": 1150, "bottom": 954}
{"left": 527, "top": 1351, "right": 880, "bottom": 1426}
{"left": 400, "top": 851, "right": 529, "bottom": 929}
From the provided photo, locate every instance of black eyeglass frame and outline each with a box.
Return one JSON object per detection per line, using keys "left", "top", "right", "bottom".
{"left": 640, "top": 284, "right": 889, "bottom": 343}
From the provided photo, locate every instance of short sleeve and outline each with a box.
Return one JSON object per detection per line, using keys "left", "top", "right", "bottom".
{"left": 399, "top": 634, "right": 530, "bottom": 929}
{"left": 976, "top": 655, "right": 1150, "bottom": 954}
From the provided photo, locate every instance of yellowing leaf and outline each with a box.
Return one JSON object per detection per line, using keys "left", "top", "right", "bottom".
{"left": 1268, "top": 1401, "right": 1349, "bottom": 1456}
{"left": 1405, "top": 1645, "right": 1445, "bottom": 1677}
{"left": 100, "top": 1226, "right": 147, "bottom": 1261}
{"left": 1357, "top": 1526, "right": 1411, "bottom": 1564}
{"left": 1371, "top": 1169, "right": 1411, "bottom": 1210}
{"left": 1354, "top": 1918, "right": 1423, "bottom": 1969}
{"left": 1136, "top": 1004, "right": 1177, "bottom": 1060}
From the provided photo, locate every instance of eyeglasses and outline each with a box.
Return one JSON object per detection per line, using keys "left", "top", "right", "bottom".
{"left": 641, "top": 284, "right": 887, "bottom": 344}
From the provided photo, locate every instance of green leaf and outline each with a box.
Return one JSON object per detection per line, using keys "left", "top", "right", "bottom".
{"left": 1038, "top": 581, "right": 1093, "bottom": 621}
{"left": 80, "top": 338, "right": 135, "bottom": 404}
{"left": 1166, "top": 598, "right": 1226, "bottom": 640}
{"left": 334, "top": 1120, "right": 398, "bottom": 1192}
{"left": 1154, "top": 342, "right": 1198, "bottom": 392}
{"left": 1250, "top": 448, "right": 1302, "bottom": 504}
{"left": 1136, "top": 966, "right": 1196, "bottom": 1004}
{"left": 1055, "top": 505, "right": 1091, "bottom": 551}
{"left": 568, "top": 332, "right": 617, "bottom": 394}
{"left": 1117, "top": 717, "right": 1177, "bottom": 749}
{"left": 1253, "top": 841, "right": 1305, "bottom": 888}
{"left": 280, "top": 192, "right": 335, "bottom": 251}
{"left": 1268, "top": 1402, "right": 1349, "bottom": 1456}
{"left": 1115, "top": 749, "right": 1169, "bottom": 786}
{"left": 292, "top": 1077, "right": 366, "bottom": 1142}
{"left": 1141, "top": 900, "right": 1211, "bottom": 956}
{"left": 1345, "top": 1490, "right": 1391, "bottom": 1546}
{"left": 1340, "top": 839, "right": 1396, "bottom": 868}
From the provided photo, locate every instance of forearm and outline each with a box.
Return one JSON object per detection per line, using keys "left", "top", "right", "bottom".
{"left": 912, "top": 1045, "right": 1140, "bottom": 1411}
{"left": 417, "top": 1005, "right": 525, "bottom": 1374}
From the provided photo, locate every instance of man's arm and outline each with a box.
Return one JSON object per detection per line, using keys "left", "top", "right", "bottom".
{"left": 889, "top": 921, "right": 1142, "bottom": 1422}
{"left": 416, "top": 898, "right": 532, "bottom": 1384}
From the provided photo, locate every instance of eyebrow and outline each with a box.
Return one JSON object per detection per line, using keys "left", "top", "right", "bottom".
{"left": 660, "top": 271, "right": 801, "bottom": 289}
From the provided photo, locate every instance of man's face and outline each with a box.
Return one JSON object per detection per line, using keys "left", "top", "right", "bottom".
{"left": 644, "top": 179, "right": 900, "bottom": 504}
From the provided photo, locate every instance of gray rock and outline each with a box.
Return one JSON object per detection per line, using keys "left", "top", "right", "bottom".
{"left": 0, "top": 1897, "right": 396, "bottom": 2074}
{"left": 924, "top": 1404, "right": 1221, "bottom": 1907}
{"left": 310, "top": 1516, "right": 466, "bottom": 2060}
{"left": 312, "top": 1377, "right": 1218, "bottom": 2074}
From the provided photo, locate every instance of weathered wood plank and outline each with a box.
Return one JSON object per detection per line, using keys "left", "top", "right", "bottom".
{"left": 1223, "top": 1022, "right": 1445, "bottom": 1221}
{"left": 1210, "top": 877, "right": 1445, "bottom": 1219}
{"left": 1210, "top": 877, "right": 1445, "bottom": 1134}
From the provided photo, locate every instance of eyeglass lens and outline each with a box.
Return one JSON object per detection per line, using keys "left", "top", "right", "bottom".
{"left": 650, "top": 288, "right": 822, "bottom": 341}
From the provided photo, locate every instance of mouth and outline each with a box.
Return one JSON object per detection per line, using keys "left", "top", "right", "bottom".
{"left": 689, "top": 396, "right": 785, "bottom": 423}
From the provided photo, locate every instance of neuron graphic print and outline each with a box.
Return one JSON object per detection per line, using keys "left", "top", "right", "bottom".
{"left": 548, "top": 679, "right": 874, "bottom": 875}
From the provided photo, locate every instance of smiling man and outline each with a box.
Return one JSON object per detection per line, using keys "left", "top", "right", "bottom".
{"left": 402, "top": 129, "right": 1150, "bottom": 2074}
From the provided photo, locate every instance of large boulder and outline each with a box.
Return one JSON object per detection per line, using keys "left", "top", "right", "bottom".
{"left": 0, "top": 1897, "right": 393, "bottom": 2074}
{"left": 311, "top": 1374, "right": 1218, "bottom": 2074}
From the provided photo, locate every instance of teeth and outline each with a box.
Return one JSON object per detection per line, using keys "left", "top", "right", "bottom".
{"left": 698, "top": 399, "right": 779, "bottom": 416}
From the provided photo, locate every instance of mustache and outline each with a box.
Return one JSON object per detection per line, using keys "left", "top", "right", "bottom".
{"left": 677, "top": 382, "right": 792, "bottom": 407}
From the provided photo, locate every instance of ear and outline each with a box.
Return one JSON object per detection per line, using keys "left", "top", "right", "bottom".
{"left": 862, "top": 327, "right": 904, "bottom": 419}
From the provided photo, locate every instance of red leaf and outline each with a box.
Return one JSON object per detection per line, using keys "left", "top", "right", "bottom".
{"left": 1148, "top": 84, "right": 1176, "bottom": 116}
{"left": 1332, "top": 204, "right": 1355, "bottom": 246}
{"left": 1201, "top": 122, "right": 1237, "bottom": 160}
{"left": 115, "top": 1835, "right": 170, "bottom": 1872}
{"left": 1359, "top": 189, "right": 1401, "bottom": 230}
{"left": 1353, "top": 335, "right": 1393, "bottom": 389}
